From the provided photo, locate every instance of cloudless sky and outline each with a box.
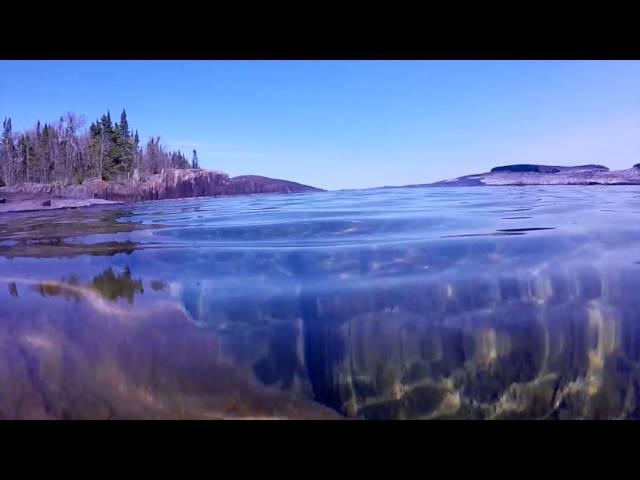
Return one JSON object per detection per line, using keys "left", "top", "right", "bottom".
{"left": 1, "top": 60, "right": 639, "bottom": 190}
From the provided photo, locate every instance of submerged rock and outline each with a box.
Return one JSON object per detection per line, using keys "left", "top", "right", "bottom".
{"left": 0, "top": 274, "right": 342, "bottom": 420}
{"left": 172, "top": 262, "right": 640, "bottom": 419}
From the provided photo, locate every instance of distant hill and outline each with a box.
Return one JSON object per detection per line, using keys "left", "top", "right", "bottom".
{"left": 225, "top": 175, "right": 325, "bottom": 195}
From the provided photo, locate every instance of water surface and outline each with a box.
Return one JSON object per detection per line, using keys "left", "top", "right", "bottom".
{"left": 2, "top": 186, "right": 640, "bottom": 419}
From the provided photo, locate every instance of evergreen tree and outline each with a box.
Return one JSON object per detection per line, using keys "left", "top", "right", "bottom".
{"left": 99, "top": 111, "right": 116, "bottom": 180}
{"left": 0, "top": 109, "right": 209, "bottom": 186}
{"left": 102, "top": 109, "right": 135, "bottom": 179}
{"left": 88, "top": 120, "right": 102, "bottom": 178}
{"left": 192, "top": 149, "right": 199, "bottom": 169}
{"left": 118, "top": 113, "right": 135, "bottom": 177}
{"left": 41, "top": 123, "right": 53, "bottom": 182}
{"left": 119, "top": 109, "right": 130, "bottom": 139}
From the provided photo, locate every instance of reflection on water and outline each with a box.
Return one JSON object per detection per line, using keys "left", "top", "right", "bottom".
{"left": 90, "top": 267, "right": 144, "bottom": 304}
{"left": 0, "top": 208, "right": 147, "bottom": 258}
{"left": 0, "top": 240, "right": 139, "bottom": 259}
{"left": 151, "top": 280, "right": 168, "bottom": 292}
{"left": 3, "top": 186, "right": 640, "bottom": 419}
{"left": 35, "top": 280, "right": 83, "bottom": 301}
{"left": 31, "top": 267, "right": 145, "bottom": 305}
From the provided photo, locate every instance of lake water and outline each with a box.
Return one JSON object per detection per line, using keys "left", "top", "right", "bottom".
{"left": 3, "top": 185, "right": 640, "bottom": 419}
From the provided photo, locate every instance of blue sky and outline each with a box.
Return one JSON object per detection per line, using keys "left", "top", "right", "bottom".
{"left": 1, "top": 60, "right": 639, "bottom": 190}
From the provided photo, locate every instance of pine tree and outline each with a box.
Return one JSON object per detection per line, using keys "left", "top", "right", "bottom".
{"left": 99, "top": 111, "right": 116, "bottom": 180}
{"left": 192, "top": 149, "right": 199, "bottom": 169}
{"left": 101, "top": 109, "right": 135, "bottom": 180}
{"left": 119, "top": 109, "right": 130, "bottom": 139}
{"left": 118, "top": 110, "right": 135, "bottom": 177}
{"left": 41, "top": 123, "right": 53, "bottom": 182}
{"left": 88, "top": 120, "right": 102, "bottom": 178}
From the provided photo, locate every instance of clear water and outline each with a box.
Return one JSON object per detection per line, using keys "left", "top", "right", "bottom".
{"left": 2, "top": 185, "right": 640, "bottom": 419}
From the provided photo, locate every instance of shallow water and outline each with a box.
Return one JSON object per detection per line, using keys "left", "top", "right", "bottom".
{"left": 3, "top": 186, "right": 640, "bottom": 419}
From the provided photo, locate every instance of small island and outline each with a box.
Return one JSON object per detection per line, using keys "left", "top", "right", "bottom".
{"left": 402, "top": 163, "right": 640, "bottom": 188}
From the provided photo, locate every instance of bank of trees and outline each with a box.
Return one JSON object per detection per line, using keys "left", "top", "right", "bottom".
{"left": 0, "top": 110, "right": 199, "bottom": 187}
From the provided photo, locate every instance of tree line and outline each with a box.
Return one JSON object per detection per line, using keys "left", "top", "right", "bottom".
{"left": 0, "top": 109, "right": 200, "bottom": 187}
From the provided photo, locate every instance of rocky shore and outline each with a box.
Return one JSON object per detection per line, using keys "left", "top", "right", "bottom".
{"left": 0, "top": 168, "right": 323, "bottom": 214}
{"left": 0, "top": 193, "right": 122, "bottom": 214}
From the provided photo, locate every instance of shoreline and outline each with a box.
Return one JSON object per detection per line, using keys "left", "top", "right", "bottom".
{"left": 0, "top": 169, "right": 323, "bottom": 215}
{"left": 0, "top": 192, "right": 123, "bottom": 215}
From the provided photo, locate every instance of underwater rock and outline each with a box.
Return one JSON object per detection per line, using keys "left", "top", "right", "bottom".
{"left": 290, "top": 266, "right": 640, "bottom": 419}
{"left": 0, "top": 276, "right": 341, "bottom": 420}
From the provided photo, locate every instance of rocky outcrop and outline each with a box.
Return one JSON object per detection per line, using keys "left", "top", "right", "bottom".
{"left": 0, "top": 169, "right": 323, "bottom": 203}
{"left": 418, "top": 164, "right": 640, "bottom": 187}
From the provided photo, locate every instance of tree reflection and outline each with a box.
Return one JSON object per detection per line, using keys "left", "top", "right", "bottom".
{"left": 33, "top": 267, "right": 144, "bottom": 304}
{"left": 90, "top": 267, "right": 144, "bottom": 304}
{"left": 150, "top": 280, "right": 168, "bottom": 292}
